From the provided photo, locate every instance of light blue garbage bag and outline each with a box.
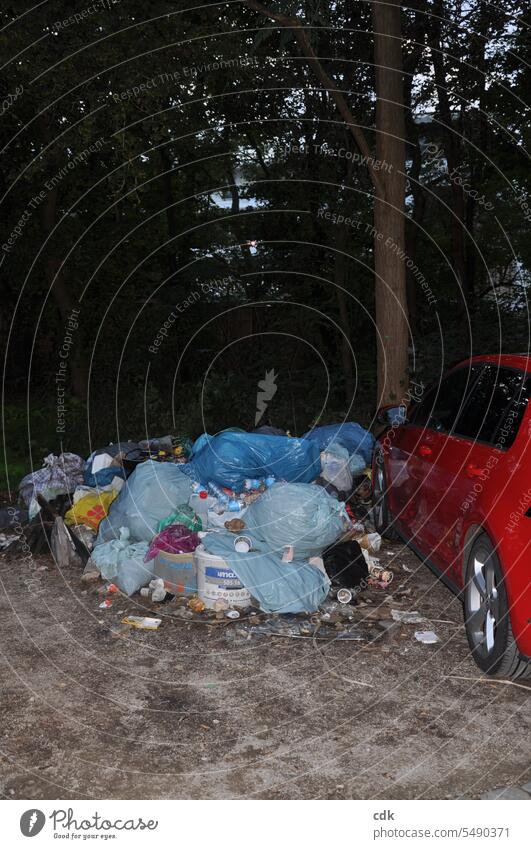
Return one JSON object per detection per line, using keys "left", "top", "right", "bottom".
{"left": 349, "top": 453, "right": 366, "bottom": 475}
{"left": 202, "top": 531, "right": 330, "bottom": 613}
{"left": 244, "top": 481, "right": 348, "bottom": 560}
{"left": 90, "top": 527, "right": 152, "bottom": 596}
{"left": 96, "top": 460, "right": 194, "bottom": 543}
{"left": 303, "top": 422, "right": 375, "bottom": 465}
{"left": 189, "top": 432, "right": 321, "bottom": 491}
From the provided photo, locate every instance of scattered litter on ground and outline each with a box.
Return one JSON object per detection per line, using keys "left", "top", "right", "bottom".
{"left": 188, "top": 596, "right": 206, "bottom": 613}
{"left": 391, "top": 609, "right": 425, "bottom": 624}
{"left": 415, "top": 630, "right": 440, "bottom": 644}
{"left": 0, "top": 532, "right": 19, "bottom": 550}
{"left": 336, "top": 588, "right": 353, "bottom": 604}
{"left": 121, "top": 616, "right": 162, "bottom": 630}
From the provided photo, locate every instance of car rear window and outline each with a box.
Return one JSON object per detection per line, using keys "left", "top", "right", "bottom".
{"left": 454, "top": 365, "right": 531, "bottom": 448}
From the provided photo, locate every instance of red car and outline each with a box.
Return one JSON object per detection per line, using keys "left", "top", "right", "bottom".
{"left": 373, "top": 354, "right": 531, "bottom": 679}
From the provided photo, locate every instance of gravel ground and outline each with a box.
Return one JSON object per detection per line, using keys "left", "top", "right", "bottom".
{"left": 0, "top": 540, "right": 530, "bottom": 800}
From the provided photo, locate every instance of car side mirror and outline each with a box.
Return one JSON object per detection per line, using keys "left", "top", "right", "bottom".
{"left": 376, "top": 405, "right": 408, "bottom": 426}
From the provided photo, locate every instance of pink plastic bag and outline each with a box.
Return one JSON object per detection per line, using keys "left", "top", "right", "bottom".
{"left": 144, "top": 524, "right": 200, "bottom": 562}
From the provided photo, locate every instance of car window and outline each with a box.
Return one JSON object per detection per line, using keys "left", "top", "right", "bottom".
{"left": 454, "top": 365, "right": 531, "bottom": 448}
{"left": 408, "top": 366, "right": 482, "bottom": 431}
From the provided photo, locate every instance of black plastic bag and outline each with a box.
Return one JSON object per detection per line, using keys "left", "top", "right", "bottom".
{"left": 323, "top": 539, "right": 369, "bottom": 589}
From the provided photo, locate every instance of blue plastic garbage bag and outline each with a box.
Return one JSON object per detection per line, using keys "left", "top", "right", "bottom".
{"left": 189, "top": 432, "right": 321, "bottom": 491}
{"left": 202, "top": 532, "right": 330, "bottom": 613}
{"left": 90, "top": 527, "right": 152, "bottom": 596}
{"left": 84, "top": 463, "right": 127, "bottom": 489}
{"left": 303, "top": 422, "right": 375, "bottom": 464}
{"left": 96, "top": 460, "right": 193, "bottom": 543}
{"left": 244, "top": 481, "right": 348, "bottom": 560}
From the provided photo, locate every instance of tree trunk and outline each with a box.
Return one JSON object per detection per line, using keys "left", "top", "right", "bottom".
{"left": 403, "top": 34, "right": 427, "bottom": 332}
{"left": 334, "top": 226, "right": 355, "bottom": 408}
{"left": 158, "top": 145, "right": 178, "bottom": 279}
{"left": 245, "top": 0, "right": 409, "bottom": 404}
{"left": 372, "top": 0, "right": 409, "bottom": 404}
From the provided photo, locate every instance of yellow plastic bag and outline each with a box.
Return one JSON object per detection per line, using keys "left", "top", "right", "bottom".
{"left": 64, "top": 491, "right": 117, "bottom": 531}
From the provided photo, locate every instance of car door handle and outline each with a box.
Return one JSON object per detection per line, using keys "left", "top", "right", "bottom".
{"left": 466, "top": 464, "right": 485, "bottom": 479}
{"left": 419, "top": 444, "right": 432, "bottom": 457}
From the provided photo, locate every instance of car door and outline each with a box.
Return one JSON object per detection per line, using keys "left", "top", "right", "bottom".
{"left": 420, "top": 365, "right": 530, "bottom": 584}
{"left": 385, "top": 384, "right": 439, "bottom": 542}
{"left": 388, "top": 365, "right": 483, "bottom": 558}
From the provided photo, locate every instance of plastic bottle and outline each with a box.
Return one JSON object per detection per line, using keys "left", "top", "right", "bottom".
{"left": 244, "top": 478, "right": 261, "bottom": 490}
{"left": 227, "top": 497, "right": 245, "bottom": 511}
{"left": 206, "top": 481, "right": 244, "bottom": 513}
{"left": 207, "top": 481, "right": 226, "bottom": 501}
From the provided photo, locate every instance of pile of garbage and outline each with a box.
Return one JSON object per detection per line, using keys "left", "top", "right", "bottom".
{"left": 3, "top": 424, "right": 394, "bottom": 625}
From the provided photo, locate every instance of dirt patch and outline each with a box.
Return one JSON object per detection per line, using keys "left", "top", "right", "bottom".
{"left": 0, "top": 542, "right": 529, "bottom": 799}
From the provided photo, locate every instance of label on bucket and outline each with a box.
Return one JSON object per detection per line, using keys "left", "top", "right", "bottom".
{"left": 204, "top": 566, "right": 242, "bottom": 588}
{"left": 197, "top": 557, "right": 251, "bottom": 608}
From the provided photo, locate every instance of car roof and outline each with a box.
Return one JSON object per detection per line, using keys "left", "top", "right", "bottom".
{"left": 452, "top": 354, "right": 531, "bottom": 373}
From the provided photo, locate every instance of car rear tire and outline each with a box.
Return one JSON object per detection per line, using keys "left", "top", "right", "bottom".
{"left": 372, "top": 450, "right": 399, "bottom": 541}
{"left": 464, "top": 533, "right": 531, "bottom": 679}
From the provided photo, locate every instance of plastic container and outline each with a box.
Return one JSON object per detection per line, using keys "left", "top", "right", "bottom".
{"left": 234, "top": 535, "right": 252, "bottom": 553}
{"left": 188, "top": 491, "right": 218, "bottom": 527}
{"left": 153, "top": 550, "right": 197, "bottom": 595}
{"left": 195, "top": 544, "right": 251, "bottom": 609}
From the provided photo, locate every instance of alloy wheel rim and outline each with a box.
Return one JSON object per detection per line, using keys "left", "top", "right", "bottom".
{"left": 467, "top": 550, "right": 500, "bottom": 658}
{"left": 374, "top": 466, "right": 385, "bottom": 527}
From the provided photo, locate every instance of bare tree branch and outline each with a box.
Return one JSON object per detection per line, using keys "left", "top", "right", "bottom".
{"left": 244, "top": 0, "right": 385, "bottom": 196}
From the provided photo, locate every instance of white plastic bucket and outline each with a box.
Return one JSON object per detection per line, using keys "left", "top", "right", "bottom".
{"left": 195, "top": 545, "right": 251, "bottom": 609}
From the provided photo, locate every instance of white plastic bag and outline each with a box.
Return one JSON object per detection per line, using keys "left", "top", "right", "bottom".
{"left": 320, "top": 451, "right": 353, "bottom": 493}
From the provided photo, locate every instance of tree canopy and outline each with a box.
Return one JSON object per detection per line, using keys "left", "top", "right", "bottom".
{"left": 1, "top": 0, "right": 529, "bottom": 478}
